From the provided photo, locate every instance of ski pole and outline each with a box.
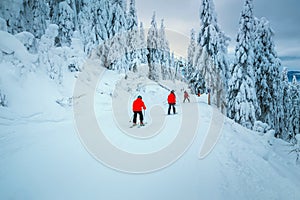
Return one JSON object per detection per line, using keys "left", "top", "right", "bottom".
{"left": 129, "top": 113, "right": 134, "bottom": 122}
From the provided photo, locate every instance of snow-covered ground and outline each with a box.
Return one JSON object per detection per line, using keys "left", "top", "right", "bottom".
{"left": 1, "top": 53, "right": 300, "bottom": 199}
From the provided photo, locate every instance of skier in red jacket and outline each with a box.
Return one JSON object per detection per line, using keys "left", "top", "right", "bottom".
{"left": 167, "top": 90, "right": 176, "bottom": 115}
{"left": 132, "top": 95, "right": 146, "bottom": 126}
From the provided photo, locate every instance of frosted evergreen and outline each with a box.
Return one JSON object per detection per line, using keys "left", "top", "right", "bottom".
{"left": 147, "top": 12, "right": 161, "bottom": 81}
{"left": 139, "top": 22, "right": 148, "bottom": 64}
{"left": 127, "top": 0, "right": 138, "bottom": 30}
{"left": 227, "top": 0, "right": 258, "bottom": 129}
{"left": 288, "top": 76, "right": 300, "bottom": 142}
{"left": 253, "top": 17, "right": 280, "bottom": 129}
{"left": 57, "top": 1, "right": 75, "bottom": 46}
{"left": 187, "top": 29, "right": 196, "bottom": 78}
{"left": 159, "top": 19, "right": 171, "bottom": 80}
{"left": 276, "top": 68, "right": 292, "bottom": 140}
{"left": 193, "top": 0, "right": 229, "bottom": 112}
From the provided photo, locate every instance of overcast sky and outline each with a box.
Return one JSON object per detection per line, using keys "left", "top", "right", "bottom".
{"left": 135, "top": 0, "right": 300, "bottom": 70}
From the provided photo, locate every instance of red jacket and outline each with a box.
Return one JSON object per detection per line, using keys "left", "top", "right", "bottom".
{"left": 132, "top": 98, "right": 146, "bottom": 111}
{"left": 184, "top": 91, "right": 189, "bottom": 98}
{"left": 168, "top": 92, "right": 176, "bottom": 104}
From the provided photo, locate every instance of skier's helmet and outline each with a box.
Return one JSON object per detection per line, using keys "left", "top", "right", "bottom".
{"left": 137, "top": 95, "right": 142, "bottom": 99}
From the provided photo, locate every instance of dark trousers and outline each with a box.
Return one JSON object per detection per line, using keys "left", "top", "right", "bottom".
{"left": 183, "top": 97, "right": 190, "bottom": 103}
{"left": 168, "top": 103, "right": 176, "bottom": 114}
{"left": 133, "top": 111, "right": 143, "bottom": 123}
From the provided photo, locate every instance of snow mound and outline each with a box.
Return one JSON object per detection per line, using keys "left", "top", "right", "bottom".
{"left": 0, "top": 31, "right": 37, "bottom": 64}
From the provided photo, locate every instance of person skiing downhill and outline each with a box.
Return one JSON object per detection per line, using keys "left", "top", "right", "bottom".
{"left": 132, "top": 95, "right": 146, "bottom": 126}
{"left": 167, "top": 90, "right": 176, "bottom": 115}
{"left": 183, "top": 90, "right": 190, "bottom": 103}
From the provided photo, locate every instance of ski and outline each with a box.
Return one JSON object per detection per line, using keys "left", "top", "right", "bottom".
{"left": 129, "top": 124, "right": 138, "bottom": 128}
{"left": 137, "top": 122, "right": 147, "bottom": 128}
{"left": 130, "top": 122, "right": 147, "bottom": 128}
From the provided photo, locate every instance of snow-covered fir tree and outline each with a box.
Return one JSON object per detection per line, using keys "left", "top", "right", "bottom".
{"left": 56, "top": 1, "right": 75, "bottom": 46}
{"left": 189, "top": 69, "right": 206, "bottom": 95}
{"left": 125, "top": 0, "right": 140, "bottom": 72}
{"left": 288, "top": 76, "right": 300, "bottom": 143}
{"left": 147, "top": 12, "right": 161, "bottom": 81}
{"left": 77, "top": 1, "right": 97, "bottom": 55}
{"left": 139, "top": 22, "right": 148, "bottom": 64}
{"left": 174, "top": 57, "right": 185, "bottom": 81}
{"left": 159, "top": 19, "right": 171, "bottom": 80}
{"left": 253, "top": 17, "right": 280, "bottom": 128}
{"left": 108, "top": 0, "right": 127, "bottom": 38}
{"left": 106, "top": 0, "right": 128, "bottom": 70}
{"left": 168, "top": 52, "right": 175, "bottom": 81}
{"left": 275, "top": 68, "right": 290, "bottom": 140}
{"left": 227, "top": 0, "right": 259, "bottom": 129}
{"left": 20, "top": 0, "right": 49, "bottom": 39}
{"left": 186, "top": 29, "right": 196, "bottom": 81}
{"left": 126, "top": 26, "right": 140, "bottom": 72}
{"left": 78, "top": 0, "right": 111, "bottom": 55}
{"left": 127, "top": 0, "right": 138, "bottom": 30}
{"left": 195, "top": 0, "right": 229, "bottom": 112}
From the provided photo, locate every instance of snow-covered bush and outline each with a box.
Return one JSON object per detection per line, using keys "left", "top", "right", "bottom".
{"left": 253, "top": 121, "right": 271, "bottom": 134}
{"left": 56, "top": 1, "right": 75, "bottom": 46}
{"left": 38, "top": 25, "right": 85, "bottom": 84}
{"left": 38, "top": 24, "right": 62, "bottom": 83}
{"left": 15, "top": 31, "right": 37, "bottom": 53}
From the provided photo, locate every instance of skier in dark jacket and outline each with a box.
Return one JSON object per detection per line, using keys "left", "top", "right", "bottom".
{"left": 132, "top": 95, "right": 146, "bottom": 126}
{"left": 167, "top": 90, "right": 176, "bottom": 115}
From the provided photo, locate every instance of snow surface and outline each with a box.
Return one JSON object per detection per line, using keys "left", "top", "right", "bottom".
{"left": 1, "top": 33, "right": 300, "bottom": 200}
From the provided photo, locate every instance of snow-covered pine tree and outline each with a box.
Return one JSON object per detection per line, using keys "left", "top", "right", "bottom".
{"left": 189, "top": 69, "right": 206, "bottom": 95}
{"left": 288, "top": 76, "right": 300, "bottom": 143}
{"left": 20, "top": 0, "right": 49, "bottom": 39}
{"left": 108, "top": 0, "right": 127, "bottom": 38}
{"left": 147, "top": 12, "right": 161, "bottom": 81}
{"left": 253, "top": 17, "right": 280, "bottom": 128}
{"left": 95, "top": 0, "right": 110, "bottom": 42}
{"left": 196, "top": 0, "right": 229, "bottom": 111}
{"left": 159, "top": 19, "right": 171, "bottom": 80}
{"left": 168, "top": 52, "right": 175, "bottom": 81}
{"left": 275, "top": 68, "right": 290, "bottom": 140}
{"left": 78, "top": 0, "right": 114, "bottom": 56}
{"left": 127, "top": 0, "right": 138, "bottom": 30}
{"left": 56, "top": 1, "right": 75, "bottom": 46}
{"left": 227, "top": 0, "right": 259, "bottom": 129}
{"left": 126, "top": 26, "right": 140, "bottom": 72}
{"left": 0, "top": 1, "right": 23, "bottom": 34}
{"left": 188, "top": 42, "right": 205, "bottom": 94}
{"left": 126, "top": 0, "right": 140, "bottom": 72}
{"left": 139, "top": 22, "right": 148, "bottom": 64}
{"left": 106, "top": 0, "right": 128, "bottom": 71}
{"left": 186, "top": 29, "right": 196, "bottom": 81}
{"left": 174, "top": 57, "right": 185, "bottom": 81}
{"left": 78, "top": 1, "right": 97, "bottom": 55}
